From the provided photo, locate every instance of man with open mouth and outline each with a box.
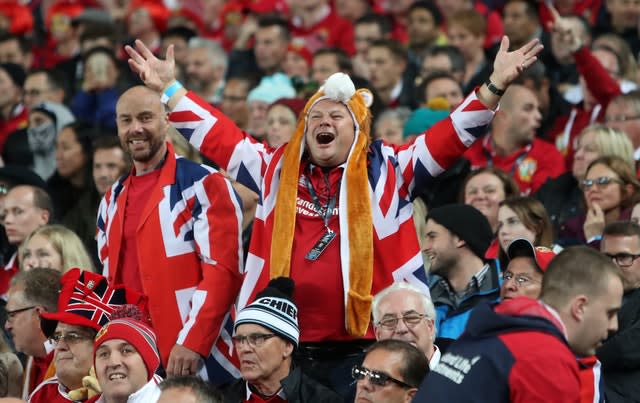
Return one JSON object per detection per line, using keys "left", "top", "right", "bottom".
{"left": 124, "top": 34, "right": 543, "bottom": 396}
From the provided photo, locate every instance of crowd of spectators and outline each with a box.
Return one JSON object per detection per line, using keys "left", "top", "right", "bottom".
{"left": 0, "top": 0, "right": 638, "bottom": 402}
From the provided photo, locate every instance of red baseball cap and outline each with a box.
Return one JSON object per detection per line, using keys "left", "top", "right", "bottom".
{"left": 507, "top": 238, "right": 556, "bottom": 273}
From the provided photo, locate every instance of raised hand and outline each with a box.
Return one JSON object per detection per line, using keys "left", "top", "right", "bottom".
{"left": 584, "top": 202, "right": 605, "bottom": 241}
{"left": 125, "top": 39, "right": 177, "bottom": 93}
{"left": 490, "top": 36, "right": 544, "bottom": 89}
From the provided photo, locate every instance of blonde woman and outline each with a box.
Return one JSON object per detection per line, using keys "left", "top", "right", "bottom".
{"left": 19, "top": 225, "right": 95, "bottom": 272}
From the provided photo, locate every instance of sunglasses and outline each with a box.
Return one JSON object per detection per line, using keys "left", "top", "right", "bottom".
{"left": 352, "top": 365, "right": 415, "bottom": 388}
{"left": 581, "top": 176, "right": 622, "bottom": 190}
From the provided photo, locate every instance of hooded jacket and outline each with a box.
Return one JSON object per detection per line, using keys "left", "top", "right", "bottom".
{"left": 414, "top": 297, "right": 580, "bottom": 403}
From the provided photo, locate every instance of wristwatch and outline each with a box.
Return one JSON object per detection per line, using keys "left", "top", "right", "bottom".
{"left": 485, "top": 78, "right": 505, "bottom": 96}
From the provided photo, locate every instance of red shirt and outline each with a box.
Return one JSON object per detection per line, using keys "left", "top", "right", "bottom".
{"left": 116, "top": 169, "right": 161, "bottom": 293}
{"left": 464, "top": 136, "right": 566, "bottom": 195}
{"left": 0, "top": 105, "right": 27, "bottom": 154}
{"left": 289, "top": 7, "right": 355, "bottom": 55}
{"left": 0, "top": 252, "right": 18, "bottom": 299}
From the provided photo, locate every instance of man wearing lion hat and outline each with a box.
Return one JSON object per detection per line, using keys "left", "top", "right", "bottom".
{"left": 124, "top": 35, "right": 543, "bottom": 394}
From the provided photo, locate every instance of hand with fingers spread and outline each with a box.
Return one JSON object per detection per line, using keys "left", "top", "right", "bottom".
{"left": 489, "top": 36, "right": 544, "bottom": 90}
{"left": 584, "top": 202, "right": 606, "bottom": 241}
{"left": 125, "top": 39, "right": 177, "bottom": 93}
{"left": 547, "top": 2, "right": 583, "bottom": 55}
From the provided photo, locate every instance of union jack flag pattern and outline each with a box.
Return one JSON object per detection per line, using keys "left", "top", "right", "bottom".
{"left": 169, "top": 90, "right": 494, "bottom": 341}
{"left": 97, "top": 142, "right": 244, "bottom": 384}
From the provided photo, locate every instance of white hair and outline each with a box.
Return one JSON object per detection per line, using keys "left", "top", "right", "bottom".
{"left": 188, "top": 37, "right": 228, "bottom": 72}
{"left": 372, "top": 282, "right": 436, "bottom": 326}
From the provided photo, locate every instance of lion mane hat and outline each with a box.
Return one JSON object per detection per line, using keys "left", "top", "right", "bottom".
{"left": 271, "top": 73, "right": 374, "bottom": 337}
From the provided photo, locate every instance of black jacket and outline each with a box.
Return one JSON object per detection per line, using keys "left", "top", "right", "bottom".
{"left": 535, "top": 172, "right": 582, "bottom": 238}
{"left": 597, "top": 288, "right": 640, "bottom": 403}
{"left": 222, "top": 365, "right": 341, "bottom": 403}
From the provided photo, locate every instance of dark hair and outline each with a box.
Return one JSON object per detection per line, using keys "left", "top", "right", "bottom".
{"left": 257, "top": 14, "right": 290, "bottom": 41}
{"left": 10, "top": 268, "right": 62, "bottom": 312}
{"left": 27, "top": 69, "right": 67, "bottom": 92}
{"left": 603, "top": 220, "right": 640, "bottom": 239}
{"left": 354, "top": 13, "right": 392, "bottom": 35}
{"left": 540, "top": 246, "right": 622, "bottom": 308}
{"left": 504, "top": 0, "right": 539, "bottom": 19}
{"left": 369, "top": 39, "right": 408, "bottom": 63}
{"left": 79, "top": 22, "right": 117, "bottom": 47}
{"left": 409, "top": 1, "right": 443, "bottom": 26}
{"left": 81, "top": 46, "right": 119, "bottom": 70}
{"left": 585, "top": 155, "right": 640, "bottom": 209}
{"left": 162, "top": 26, "right": 197, "bottom": 42}
{"left": 0, "top": 33, "right": 31, "bottom": 54}
{"left": 159, "top": 376, "right": 223, "bottom": 403}
{"left": 31, "top": 186, "right": 55, "bottom": 219}
{"left": 424, "top": 45, "right": 466, "bottom": 75}
{"left": 365, "top": 339, "right": 429, "bottom": 388}
{"left": 314, "top": 47, "right": 353, "bottom": 72}
{"left": 417, "top": 71, "right": 463, "bottom": 104}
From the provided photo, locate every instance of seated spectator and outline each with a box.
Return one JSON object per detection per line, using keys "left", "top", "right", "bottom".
{"left": 158, "top": 376, "right": 223, "bottom": 403}
{"left": 125, "top": 1, "right": 169, "bottom": 56}
{"left": 462, "top": 167, "right": 520, "bottom": 234}
{"left": 90, "top": 316, "right": 163, "bottom": 403}
{"left": 423, "top": 204, "right": 499, "bottom": 341}
{"left": 604, "top": 91, "right": 640, "bottom": 159}
{"left": 366, "top": 39, "right": 414, "bottom": 109}
{"left": 420, "top": 45, "right": 466, "bottom": 89}
{"left": 500, "top": 238, "right": 556, "bottom": 300}
{"left": 30, "top": 269, "right": 146, "bottom": 402}
{"left": 537, "top": 124, "right": 634, "bottom": 237}
{"left": 416, "top": 246, "right": 623, "bottom": 401}
{"left": 372, "top": 282, "right": 440, "bottom": 368}
{"left": 599, "top": 221, "right": 640, "bottom": 401}
{"left": 223, "top": 278, "right": 341, "bottom": 402}
{"left": 3, "top": 101, "right": 75, "bottom": 181}
{"left": 282, "top": 44, "right": 312, "bottom": 86}
{"left": 19, "top": 225, "right": 95, "bottom": 273}
{"left": 0, "top": 63, "right": 27, "bottom": 155}
{"left": 23, "top": 70, "right": 67, "bottom": 110}
{"left": 353, "top": 339, "right": 429, "bottom": 403}
{"left": 71, "top": 47, "right": 121, "bottom": 131}
{"left": 311, "top": 47, "right": 353, "bottom": 86}
{"left": 92, "top": 136, "right": 129, "bottom": 197}
{"left": 46, "top": 122, "right": 96, "bottom": 226}
{"left": 435, "top": 0, "right": 503, "bottom": 49}
{"left": 496, "top": 197, "right": 556, "bottom": 270}
{"left": 185, "top": 38, "right": 227, "bottom": 105}
{"left": 266, "top": 98, "right": 305, "bottom": 149}
{"left": 351, "top": 13, "right": 392, "bottom": 79}
{"left": 160, "top": 27, "right": 197, "bottom": 84}
{"left": 559, "top": 155, "right": 640, "bottom": 245}
{"left": 5, "top": 268, "right": 61, "bottom": 400}
{"left": 417, "top": 72, "right": 464, "bottom": 111}
{"left": 0, "top": 333, "right": 22, "bottom": 398}
{"left": 446, "top": 9, "right": 492, "bottom": 92}
{"left": 246, "top": 74, "right": 296, "bottom": 140}
{"left": 464, "top": 84, "right": 565, "bottom": 195}
{"left": 0, "top": 34, "right": 32, "bottom": 71}
{"left": 406, "top": 1, "right": 446, "bottom": 69}
{"left": 220, "top": 77, "right": 255, "bottom": 132}
{"left": 373, "top": 108, "right": 411, "bottom": 145}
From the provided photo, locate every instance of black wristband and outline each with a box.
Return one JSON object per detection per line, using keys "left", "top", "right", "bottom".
{"left": 485, "top": 79, "right": 505, "bottom": 96}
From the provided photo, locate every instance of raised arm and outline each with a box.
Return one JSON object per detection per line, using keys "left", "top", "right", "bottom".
{"left": 125, "top": 40, "right": 268, "bottom": 194}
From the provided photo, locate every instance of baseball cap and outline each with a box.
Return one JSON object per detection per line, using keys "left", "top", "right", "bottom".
{"left": 507, "top": 238, "right": 556, "bottom": 273}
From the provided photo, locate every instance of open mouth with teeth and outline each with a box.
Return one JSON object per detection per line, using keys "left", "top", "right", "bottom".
{"left": 315, "top": 132, "right": 335, "bottom": 145}
{"left": 109, "top": 373, "right": 127, "bottom": 381}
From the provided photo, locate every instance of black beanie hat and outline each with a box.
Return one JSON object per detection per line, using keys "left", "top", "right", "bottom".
{"left": 0, "top": 63, "right": 26, "bottom": 88}
{"left": 427, "top": 204, "right": 493, "bottom": 260}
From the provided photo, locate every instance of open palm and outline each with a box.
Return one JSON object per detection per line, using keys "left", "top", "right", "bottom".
{"left": 125, "top": 39, "right": 177, "bottom": 93}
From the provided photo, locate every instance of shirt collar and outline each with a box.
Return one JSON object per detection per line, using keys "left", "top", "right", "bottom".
{"left": 245, "top": 383, "right": 287, "bottom": 401}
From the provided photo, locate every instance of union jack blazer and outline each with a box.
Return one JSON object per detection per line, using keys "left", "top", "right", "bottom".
{"left": 97, "top": 142, "right": 244, "bottom": 382}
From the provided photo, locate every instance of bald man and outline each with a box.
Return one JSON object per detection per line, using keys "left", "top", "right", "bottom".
{"left": 464, "top": 84, "right": 565, "bottom": 195}
{"left": 97, "top": 86, "right": 244, "bottom": 382}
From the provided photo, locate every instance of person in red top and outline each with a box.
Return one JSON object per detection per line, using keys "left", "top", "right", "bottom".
{"left": 288, "top": 0, "right": 355, "bottom": 55}
{"left": 0, "top": 63, "right": 27, "bottom": 153}
{"left": 5, "top": 268, "right": 61, "bottom": 400}
{"left": 30, "top": 269, "right": 147, "bottom": 403}
{"left": 464, "top": 84, "right": 566, "bottom": 195}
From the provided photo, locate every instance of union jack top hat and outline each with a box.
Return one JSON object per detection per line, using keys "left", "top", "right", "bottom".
{"left": 41, "top": 268, "right": 147, "bottom": 331}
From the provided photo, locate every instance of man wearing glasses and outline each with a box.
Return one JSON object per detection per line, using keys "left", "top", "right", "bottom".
{"left": 353, "top": 339, "right": 429, "bottom": 403}
{"left": 598, "top": 221, "right": 640, "bottom": 402}
{"left": 372, "top": 282, "right": 440, "bottom": 368}
{"left": 500, "top": 238, "right": 556, "bottom": 300}
{"left": 223, "top": 278, "right": 340, "bottom": 402}
{"left": 5, "top": 268, "right": 60, "bottom": 400}
{"left": 29, "top": 268, "right": 146, "bottom": 403}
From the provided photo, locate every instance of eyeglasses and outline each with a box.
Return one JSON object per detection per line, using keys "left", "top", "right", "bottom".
{"left": 605, "top": 115, "right": 640, "bottom": 123}
{"left": 231, "top": 333, "right": 277, "bottom": 348}
{"left": 5, "top": 306, "right": 37, "bottom": 321}
{"left": 50, "top": 331, "right": 94, "bottom": 345}
{"left": 376, "top": 313, "right": 428, "bottom": 330}
{"left": 502, "top": 272, "right": 540, "bottom": 287}
{"left": 605, "top": 252, "right": 640, "bottom": 267}
{"left": 352, "top": 365, "right": 415, "bottom": 389}
{"left": 581, "top": 176, "right": 623, "bottom": 190}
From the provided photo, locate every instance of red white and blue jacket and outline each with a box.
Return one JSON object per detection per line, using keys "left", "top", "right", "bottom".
{"left": 169, "top": 90, "right": 494, "bottom": 341}
{"left": 97, "top": 142, "right": 244, "bottom": 382}
{"left": 415, "top": 297, "right": 581, "bottom": 402}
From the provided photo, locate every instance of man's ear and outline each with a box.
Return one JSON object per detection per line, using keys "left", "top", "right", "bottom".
{"left": 570, "top": 295, "right": 588, "bottom": 322}
{"left": 283, "top": 341, "right": 294, "bottom": 358}
{"left": 405, "top": 387, "right": 418, "bottom": 402}
{"left": 453, "top": 235, "right": 465, "bottom": 249}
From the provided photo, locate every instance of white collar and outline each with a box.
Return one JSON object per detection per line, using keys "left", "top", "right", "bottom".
{"left": 429, "top": 345, "right": 441, "bottom": 370}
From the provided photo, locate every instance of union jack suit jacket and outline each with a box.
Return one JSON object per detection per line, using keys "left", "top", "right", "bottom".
{"left": 169, "top": 91, "right": 494, "bottom": 339}
{"left": 97, "top": 142, "right": 244, "bottom": 381}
